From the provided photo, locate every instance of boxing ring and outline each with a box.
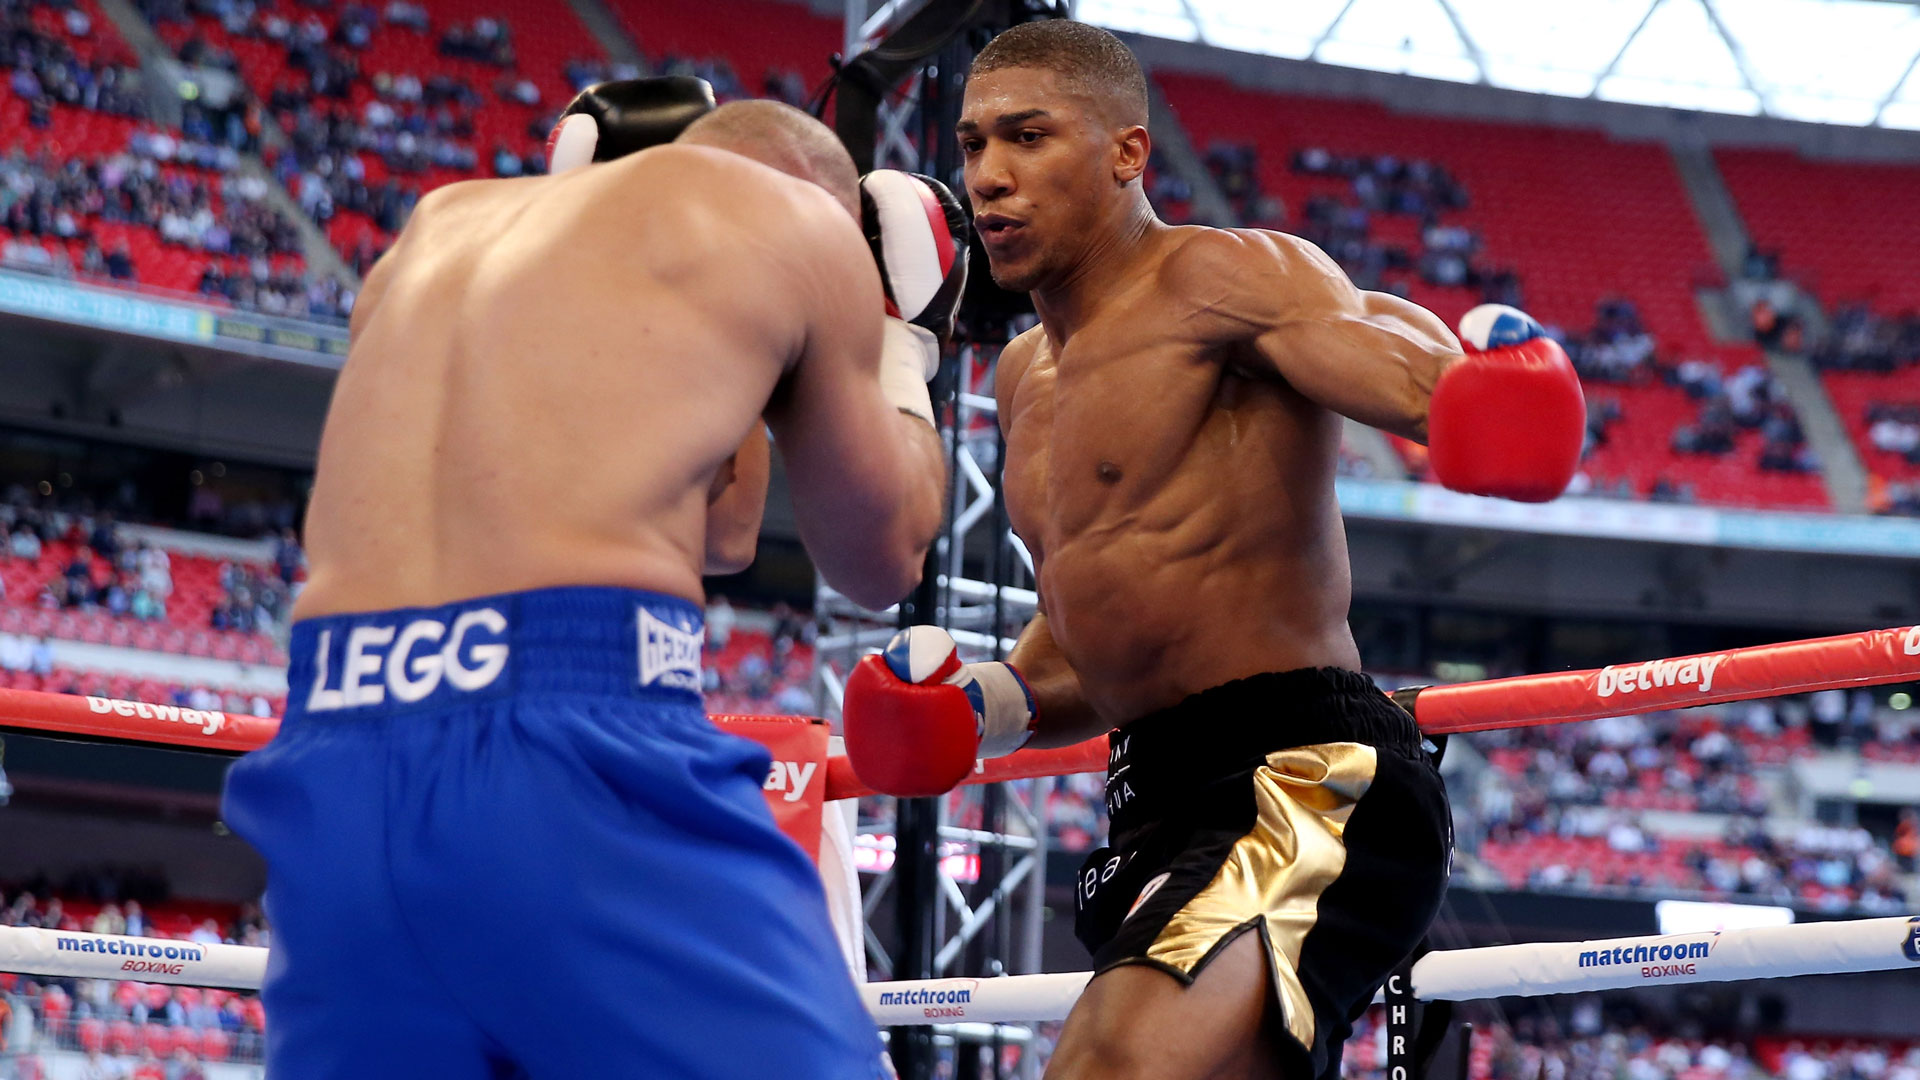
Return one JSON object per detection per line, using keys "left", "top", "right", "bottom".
{"left": 4, "top": 624, "right": 1920, "bottom": 1074}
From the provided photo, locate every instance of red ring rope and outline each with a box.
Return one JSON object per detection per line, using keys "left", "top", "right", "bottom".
{"left": 6, "top": 624, "right": 1919, "bottom": 801}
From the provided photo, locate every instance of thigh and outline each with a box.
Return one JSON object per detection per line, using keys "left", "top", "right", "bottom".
{"left": 1291, "top": 749, "right": 1452, "bottom": 1061}
{"left": 1046, "top": 930, "right": 1284, "bottom": 1080}
{"left": 225, "top": 725, "right": 501, "bottom": 1080}
{"left": 389, "top": 700, "right": 885, "bottom": 1079}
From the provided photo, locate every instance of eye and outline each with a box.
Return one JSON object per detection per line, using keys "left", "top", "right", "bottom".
{"left": 960, "top": 138, "right": 984, "bottom": 154}
{"left": 1016, "top": 130, "right": 1045, "bottom": 144}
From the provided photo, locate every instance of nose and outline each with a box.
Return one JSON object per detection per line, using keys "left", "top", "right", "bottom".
{"left": 967, "top": 143, "right": 1014, "bottom": 203}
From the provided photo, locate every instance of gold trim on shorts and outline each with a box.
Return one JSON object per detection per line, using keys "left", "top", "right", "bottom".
{"left": 1141, "top": 742, "right": 1379, "bottom": 1051}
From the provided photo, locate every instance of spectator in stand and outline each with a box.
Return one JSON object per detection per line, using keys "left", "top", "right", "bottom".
{"left": 706, "top": 594, "right": 735, "bottom": 651}
{"left": 9, "top": 521, "right": 40, "bottom": 561}
{"left": 170, "top": 1048, "right": 207, "bottom": 1080}
{"left": 1866, "top": 403, "right": 1920, "bottom": 464}
{"left": 29, "top": 636, "right": 52, "bottom": 677}
{"left": 0, "top": 633, "right": 29, "bottom": 672}
{"left": 123, "top": 899, "right": 146, "bottom": 937}
{"left": 271, "top": 529, "right": 301, "bottom": 585}
{"left": 63, "top": 544, "right": 93, "bottom": 596}
{"left": 130, "top": 1048, "right": 163, "bottom": 1080}
{"left": 78, "top": 1050, "right": 123, "bottom": 1080}
{"left": 104, "top": 243, "right": 133, "bottom": 280}
{"left": 89, "top": 903, "right": 126, "bottom": 936}
{"left": 1647, "top": 476, "right": 1697, "bottom": 504}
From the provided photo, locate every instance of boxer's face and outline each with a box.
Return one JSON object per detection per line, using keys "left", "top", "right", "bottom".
{"left": 959, "top": 66, "right": 1128, "bottom": 293}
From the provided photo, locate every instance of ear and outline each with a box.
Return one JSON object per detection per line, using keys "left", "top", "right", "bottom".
{"left": 1113, "top": 123, "right": 1150, "bottom": 186}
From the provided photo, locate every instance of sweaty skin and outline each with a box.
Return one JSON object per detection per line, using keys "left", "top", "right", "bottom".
{"left": 300, "top": 144, "right": 944, "bottom": 619}
{"left": 962, "top": 67, "right": 1463, "bottom": 740}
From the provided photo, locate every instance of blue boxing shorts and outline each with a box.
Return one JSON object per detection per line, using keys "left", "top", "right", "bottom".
{"left": 222, "top": 586, "right": 886, "bottom": 1079}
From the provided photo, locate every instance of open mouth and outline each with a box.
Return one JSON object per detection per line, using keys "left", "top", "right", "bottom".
{"left": 976, "top": 214, "right": 1025, "bottom": 240}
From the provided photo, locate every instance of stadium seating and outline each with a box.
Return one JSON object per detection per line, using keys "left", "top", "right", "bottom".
{"left": 0, "top": 538, "right": 284, "bottom": 662}
{"left": 146, "top": 0, "right": 604, "bottom": 260}
{"left": 1155, "top": 73, "right": 1829, "bottom": 510}
{"left": 1717, "top": 149, "right": 1920, "bottom": 315}
{"left": 1718, "top": 149, "right": 1920, "bottom": 489}
{"left": 601, "top": 0, "right": 839, "bottom": 98}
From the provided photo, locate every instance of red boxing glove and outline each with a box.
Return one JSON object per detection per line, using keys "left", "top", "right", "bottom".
{"left": 1428, "top": 304, "right": 1586, "bottom": 503}
{"left": 842, "top": 626, "right": 1036, "bottom": 798}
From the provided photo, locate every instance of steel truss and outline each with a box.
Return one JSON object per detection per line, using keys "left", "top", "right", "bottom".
{"left": 815, "top": 342, "right": 1049, "bottom": 1079}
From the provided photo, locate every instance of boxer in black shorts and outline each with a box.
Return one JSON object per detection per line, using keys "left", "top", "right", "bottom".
{"left": 840, "top": 18, "right": 1579, "bottom": 1080}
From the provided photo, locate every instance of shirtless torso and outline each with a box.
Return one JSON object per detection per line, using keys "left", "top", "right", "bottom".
{"left": 999, "top": 225, "right": 1452, "bottom": 730}
{"left": 298, "top": 143, "right": 941, "bottom": 619}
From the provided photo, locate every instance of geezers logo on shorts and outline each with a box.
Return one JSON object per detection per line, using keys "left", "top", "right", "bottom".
{"left": 304, "top": 608, "right": 510, "bottom": 712}
{"left": 638, "top": 607, "right": 702, "bottom": 692}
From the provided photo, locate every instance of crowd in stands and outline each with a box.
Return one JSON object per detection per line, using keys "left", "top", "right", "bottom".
{"left": 1812, "top": 303, "right": 1920, "bottom": 376}
{"left": 701, "top": 596, "right": 816, "bottom": 716}
{"left": 1471, "top": 1010, "right": 1920, "bottom": 1080}
{"left": 0, "top": 0, "right": 356, "bottom": 317}
{"left": 0, "top": 135, "right": 346, "bottom": 315}
{"left": 1470, "top": 693, "right": 1913, "bottom": 913}
{"left": 1557, "top": 296, "right": 1817, "bottom": 480}
{"left": 1288, "top": 145, "right": 1499, "bottom": 300}
{"left": 3, "top": 0, "right": 146, "bottom": 128}
{"left": 0, "top": 487, "right": 299, "bottom": 644}
{"left": 1729, "top": 251, "right": 1920, "bottom": 518}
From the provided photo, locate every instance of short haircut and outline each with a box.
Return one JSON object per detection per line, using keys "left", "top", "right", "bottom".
{"left": 969, "top": 20, "right": 1149, "bottom": 128}
{"left": 677, "top": 100, "right": 860, "bottom": 216}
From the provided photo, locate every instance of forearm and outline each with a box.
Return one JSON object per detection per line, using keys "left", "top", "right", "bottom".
{"left": 703, "top": 425, "right": 771, "bottom": 575}
{"left": 888, "top": 415, "right": 948, "bottom": 566}
{"left": 1007, "top": 611, "right": 1108, "bottom": 748}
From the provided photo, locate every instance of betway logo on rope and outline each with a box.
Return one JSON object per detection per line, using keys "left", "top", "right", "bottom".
{"left": 55, "top": 935, "right": 205, "bottom": 976}
{"left": 87, "top": 697, "right": 227, "bottom": 736}
{"left": 876, "top": 981, "right": 977, "bottom": 1020}
{"left": 1578, "top": 935, "right": 1715, "bottom": 980}
{"left": 1595, "top": 655, "right": 1727, "bottom": 699}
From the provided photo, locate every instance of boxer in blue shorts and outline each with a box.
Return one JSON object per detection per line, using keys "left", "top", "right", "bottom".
{"left": 222, "top": 79, "right": 966, "bottom": 1078}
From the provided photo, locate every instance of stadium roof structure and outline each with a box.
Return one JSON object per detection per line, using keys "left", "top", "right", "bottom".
{"left": 1078, "top": 0, "right": 1920, "bottom": 129}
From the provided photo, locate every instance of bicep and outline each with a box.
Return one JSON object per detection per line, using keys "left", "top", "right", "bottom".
{"left": 1243, "top": 240, "right": 1461, "bottom": 441}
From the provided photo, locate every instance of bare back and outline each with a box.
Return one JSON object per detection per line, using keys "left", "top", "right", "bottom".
{"left": 1002, "top": 226, "right": 1453, "bottom": 724}
{"left": 299, "top": 146, "right": 870, "bottom": 618}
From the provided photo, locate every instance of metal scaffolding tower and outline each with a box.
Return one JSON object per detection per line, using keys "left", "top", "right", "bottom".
{"left": 817, "top": 4, "right": 1065, "bottom": 1076}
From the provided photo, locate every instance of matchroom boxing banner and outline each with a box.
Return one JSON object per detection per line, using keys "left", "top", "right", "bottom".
{"left": 713, "top": 714, "right": 829, "bottom": 861}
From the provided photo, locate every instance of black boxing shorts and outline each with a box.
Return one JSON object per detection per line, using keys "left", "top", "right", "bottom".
{"left": 1072, "top": 667, "right": 1452, "bottom": 1080}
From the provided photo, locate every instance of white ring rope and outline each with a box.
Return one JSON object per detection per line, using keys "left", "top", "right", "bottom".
{"left": 859, "top": 916, "right": 1920, "bottom": 1025}
{"left": 0, "top": 925, "right": 265, "bottom": 989}
{"left": 4, "top": 916, "right": 1914, "bottom": 1023}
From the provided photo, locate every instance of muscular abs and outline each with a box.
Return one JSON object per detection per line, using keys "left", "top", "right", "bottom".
{"left": 1002, "top": 318, "right": 1362, "bottom": 727}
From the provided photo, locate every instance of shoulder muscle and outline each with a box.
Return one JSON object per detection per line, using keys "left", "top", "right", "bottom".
{"left": 994, "top": 325, "right": 1045, "bottom": 423}
{"left": 1160, "top": 226, "right": 1356, "bottom": 337}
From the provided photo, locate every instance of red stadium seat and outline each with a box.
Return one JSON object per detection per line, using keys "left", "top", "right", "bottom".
{"left": 106, "top": 1019, "right": 137, "bottom": 1055}
{"left": 199, "top": 1025, "right": 233, "bottom": 1062}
